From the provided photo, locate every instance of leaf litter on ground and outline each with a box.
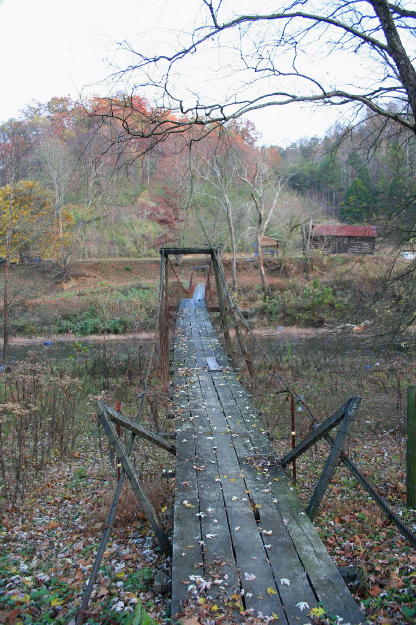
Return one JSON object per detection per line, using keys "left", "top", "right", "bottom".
{"left": 0, "top": 455, "right": 171, "bottom": 624}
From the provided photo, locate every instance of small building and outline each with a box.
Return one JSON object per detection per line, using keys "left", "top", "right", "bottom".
{"left": 253, "top": 235, "right": 279, "bottom": 257}
{"left": 310, "top": 224, "right": 378, "bottom": 254}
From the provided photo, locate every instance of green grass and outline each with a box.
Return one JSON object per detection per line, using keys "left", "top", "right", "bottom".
{"left": 12, "top": 285, "right": 158, "bottom": 337}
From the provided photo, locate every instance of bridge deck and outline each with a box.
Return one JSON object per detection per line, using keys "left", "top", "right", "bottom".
{"left": 171, "top": 296, "right": 366, "bottom": 624}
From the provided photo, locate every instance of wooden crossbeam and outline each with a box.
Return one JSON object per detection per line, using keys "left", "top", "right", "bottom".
{"left": 98, "top": 403, "right": 172, "bottom": 556}
{"left": 169, "top": 305, "right": 220, "bottom": 312}
{"left": 160, "top": 246, "right": 220, "bottom": 256}
{"left": 281, "top": 397, "right": 360, "bottom": 467}
{"left": 306, "top": 397, "right": 361, "bottom": 520}
{"left": 100, "top": 402, "right": 176, "bottom": 455}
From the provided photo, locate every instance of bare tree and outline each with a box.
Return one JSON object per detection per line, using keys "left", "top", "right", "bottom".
{"left": 238, "top": 150, "right": 288, "bottom": 294}
{"left": 100, "top": 1, "right": 416, "bottom": 142}
{"left": 191, "top": 150, "right": 242, "bottom": 290}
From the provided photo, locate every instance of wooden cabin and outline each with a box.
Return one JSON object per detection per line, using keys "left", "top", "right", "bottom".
{"left": 310, "top": 224, "right": 377, "bottom": 254}
{"left": 254, "top": 235, "right": 279, "bottom": 257}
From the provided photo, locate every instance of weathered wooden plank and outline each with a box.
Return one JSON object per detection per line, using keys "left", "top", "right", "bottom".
{"left": 160, "top": 246, "right": 218, "bottom": 256}
{"left": 263, "top": 463, "right": 367, "bottom": 623}
{"left": 171, "top": 294, "right": 367, "bottom": 624}
{"left": 226, "top": 433, "right": 319, "bottom": 621}
{"left": 194, "top": 433, "right": 241, "bottom": 600}
{"left": 233, "top": 430, "right": 366, "bottom": 623}
{"left": 210, "top": 429, "right": 288, "bottom": 621}
{"left": 171, "top": 436, "right": 205, "bottom": 617}
{"left": 206, "top": 356, "right": 222, "bottom": 371}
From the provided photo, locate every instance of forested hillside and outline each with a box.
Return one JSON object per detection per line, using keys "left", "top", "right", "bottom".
{"left": 2, "top": 96, "right": 414, "bottom": 268}
{"left": 280, "top": 115, "right": 416, "bottom": 238}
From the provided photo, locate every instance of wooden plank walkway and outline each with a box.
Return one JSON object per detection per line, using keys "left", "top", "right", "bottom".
{"left": 171, "top": 292, "right": 367, "bottom": 624}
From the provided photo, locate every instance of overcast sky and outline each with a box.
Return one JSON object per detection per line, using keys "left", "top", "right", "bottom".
{"left": 0, "top": 0, "right": 351, "bottom": 146}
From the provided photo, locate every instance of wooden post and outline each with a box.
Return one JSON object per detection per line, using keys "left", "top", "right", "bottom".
{"left": 212, "top": 250, "right": 254, "bottom": 376}
{"left": 234, "top": 325, "right": 255, "bottom": 377}
{"left": 99, "top": 401, "right": 176, "bottom": 455}
{"left": 98, "top": 406, "right": 171, "bottom": 555}
{"left": 159, "top": 252, "right": 169, "bottom": 387}
{"left": 407, "top": 386, "right": 416, "bottom": 508}
{"left": 115, "top": 400, "right": 122, "bottom": 480}
{"left": 324, "top": 429, "right": 416, "bottom": 547}
{"left": 211, "top": 252, "right": 235, "bottom": 365}
{"left": 205, "top": 261, "right": 212, "bottom": 301}
{"left": 291, "top": 395, "right": 296, "bottom": 484}
{"left": 306, "top": 398, "right": 360, "bottom": 521}
{"left": 188, "top": 272, "right": 194, "bottom": 296}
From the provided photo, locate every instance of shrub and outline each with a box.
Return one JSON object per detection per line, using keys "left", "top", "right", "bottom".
{"left": 56, "top": 308, "right": 129, "bottom": 336}
{"left": 0, "top": 369, "right": 87, "bottom": 503}
{"left": 263, "top": 279, "right": 348, "bottom": 325}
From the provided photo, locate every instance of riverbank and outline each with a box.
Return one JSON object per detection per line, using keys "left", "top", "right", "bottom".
{"left": 2, "top": 252, "right": 415, "bottom": 339}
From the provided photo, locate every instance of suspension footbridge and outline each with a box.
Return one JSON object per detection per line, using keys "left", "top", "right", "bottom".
{"left": 168, "top": 248, "right": 366, "bottom": 623}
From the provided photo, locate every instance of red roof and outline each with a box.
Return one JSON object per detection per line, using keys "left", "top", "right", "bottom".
{"left": 260, "top": 235, "right": 278, "bottom": 244}
{"left": 312, "top": 224, "right": 378, "bottom": 238}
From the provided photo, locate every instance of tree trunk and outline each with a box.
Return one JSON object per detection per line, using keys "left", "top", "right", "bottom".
{"left": 2, "top": 258, "right": 9, "bottom": 363}
{"left": 225, "top": 200, "right": 238, "bottom": 291}
{"left": 256, "top": 233, "right": 270, "bottom": 295}
{"left": 370, "top": 0, "right": 416, "bottom": 123}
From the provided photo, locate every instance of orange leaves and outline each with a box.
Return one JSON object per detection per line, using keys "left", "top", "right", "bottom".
{"left": 369, "top": 585, "right": 384, "bottom": 597}
{"left": 0, "top": 606, "right": 23, "bottom": 624}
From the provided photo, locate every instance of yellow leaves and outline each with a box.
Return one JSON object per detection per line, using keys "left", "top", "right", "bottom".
{"left": 0, "top": 180, "right": 54, "bottom": 257}
{"left": 50, "top": 597, "right": 63, "bottom": 607}
{"left": 309, "top": 606, "right": 326, "bottom": 617}
{"left": 11, "top": 594, "right": 30, "bottom": 603}
{"left": 267, "top": 586, "right": 278, "bottom": 595}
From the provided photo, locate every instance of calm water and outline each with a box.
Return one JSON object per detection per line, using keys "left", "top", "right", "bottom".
{"left": 4, "top": 337, "right": 154, "bottom": 365}
{"left": 4, "top": 327, "right": 415, "bottom": 369}
{"left": 257, "top": 330, "right": 416, "bottom": 366}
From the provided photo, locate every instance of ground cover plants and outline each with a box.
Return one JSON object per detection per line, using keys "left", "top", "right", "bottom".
{"left": 0, "top": 343, "right": 175, "bottom": 624}
{"left": 16, "top": 285, "right": 157, "bottom": 338}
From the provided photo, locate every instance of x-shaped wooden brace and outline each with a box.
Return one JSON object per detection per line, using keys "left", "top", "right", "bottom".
{"left": 281, "top": 397, "right": 361, "bottom": 520}
{"left": 76, "top": 402, "right": 174, "bottom": 625}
